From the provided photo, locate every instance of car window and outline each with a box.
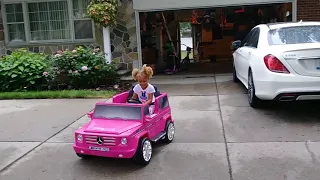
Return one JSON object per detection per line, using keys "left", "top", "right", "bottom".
{"left": 144, "top": 106, "right": 149, "bottom": 116}
{"left": 158, "top": 96, "right": 169, "bottom": 110}
{"left": 247, "top": 28, "right": 260, "bottom": 48}
{"left": 241, "top": 29, "right": 254, "bottom": 47}
{"left": 93, "top": 105, "right": 142, "bottom": 120}
{"left": 268, "top": 25, "right": 320, "bottom": 45}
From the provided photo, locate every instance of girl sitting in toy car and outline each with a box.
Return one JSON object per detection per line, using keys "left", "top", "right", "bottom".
{"left": 131, "top": 64, "right": 156, "bottom": 114}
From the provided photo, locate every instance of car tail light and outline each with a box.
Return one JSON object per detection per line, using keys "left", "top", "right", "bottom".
{"left": 264, "top": 54, "right": 290, "bottom": 73}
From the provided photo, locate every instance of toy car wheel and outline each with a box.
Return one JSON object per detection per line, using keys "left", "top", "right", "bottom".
{"left": 163, "top": 121, "right": 175, "bottom": 143}
{"left": 76, "top": 153, "right": 90, "bottom": 159}
{"left": 132, "top": 137, "right": 152, "bottom": 165}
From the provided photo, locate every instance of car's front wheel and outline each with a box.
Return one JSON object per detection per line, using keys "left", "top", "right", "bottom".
{"left": 132, "top": 137, "right": 152, "bottom": 165}
{"left": 248, "top": 69, "right": 262, "bottom": 108}
{"left": 163, "top": 121, "right": 175, "bottom": 143}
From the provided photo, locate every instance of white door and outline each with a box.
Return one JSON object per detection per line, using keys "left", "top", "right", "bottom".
{"left": 234, "top": 29, "right": 255, "bottom": 81}
{"left": 241, "top": 28, "right": 260, "bottom": 84}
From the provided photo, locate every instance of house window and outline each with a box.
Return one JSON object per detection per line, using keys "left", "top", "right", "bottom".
{"left": 5, "top": 4, "right": 26, "bottom": 42}
{"left": 28, "top": 1, "right": 71, "bottom": 41}
{"left": 73, "top": 0, "right": 93, "bottom": 39}
{"left": 3, "top": 0, "right": 95, "bottom": 45}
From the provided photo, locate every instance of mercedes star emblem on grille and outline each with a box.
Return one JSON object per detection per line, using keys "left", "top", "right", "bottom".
{"left": 96, "top": 137, "right": 103, "bottom": 145}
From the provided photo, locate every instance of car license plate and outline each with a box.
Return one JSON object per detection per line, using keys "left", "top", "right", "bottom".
{"left": 89, "top": 146, "right": 109, "bottom": 151}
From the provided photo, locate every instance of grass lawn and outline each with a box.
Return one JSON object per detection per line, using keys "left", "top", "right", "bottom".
{"left": 0, "top": 90, "right": 117, "bottom": 100}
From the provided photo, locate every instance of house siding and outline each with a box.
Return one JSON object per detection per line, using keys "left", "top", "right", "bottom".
{"left": 297, "top": 0, "right": 320, "bottom": 21}
{"left": 0, "top": 0, "right": 138, "bottom": 70}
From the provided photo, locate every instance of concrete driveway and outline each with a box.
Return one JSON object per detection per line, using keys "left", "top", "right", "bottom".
{"left": 1, "top": 73, "right": 320, "bottom": 180}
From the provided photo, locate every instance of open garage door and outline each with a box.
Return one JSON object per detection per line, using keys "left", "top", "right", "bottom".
{"left": 133, "top": 0, "right": 296, "bottom": 12}
{"left": 133, "top": 0, "right": 297, "bottom": 70}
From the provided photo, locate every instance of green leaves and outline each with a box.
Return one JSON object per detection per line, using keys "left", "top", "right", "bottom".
{"left": 0, "top": 48, "right": 48, "bottom": 92}
{"left": 87, "top": 0, "right": 117, "bottom": 28}
{"left": 45, "top": 46, "right": 118, "bottom": 89}
{"left": 18, "top": 66, "right": 24, "bottom": 71}
{"left": 0, "top": 46, "right": 119, "bottom": 92}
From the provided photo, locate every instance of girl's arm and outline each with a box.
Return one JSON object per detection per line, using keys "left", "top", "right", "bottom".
{"left": 145, "top": 93, "right": 154, "bottom": 105}
{"left": 132, "top": 92, "right": 138, "bottom": 99}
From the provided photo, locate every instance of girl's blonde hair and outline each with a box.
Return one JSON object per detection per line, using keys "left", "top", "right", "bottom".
{"left": 132, "top": 64, "right": 153, "bottom": 80}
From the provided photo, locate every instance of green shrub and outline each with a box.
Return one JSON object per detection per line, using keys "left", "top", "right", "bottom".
{"left": 45, "top": 46, "right": 118, "bottom": 89}
{"left": 0, "top": 48, "right": 48, "bottom": 92}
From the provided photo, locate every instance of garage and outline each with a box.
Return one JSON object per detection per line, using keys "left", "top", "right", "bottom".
{"left": 132, "top": 0, "right": 297, "bottom": 75}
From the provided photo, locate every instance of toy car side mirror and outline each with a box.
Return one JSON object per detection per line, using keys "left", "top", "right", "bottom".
{"left": 87, "top": 111, "right": 93, "bottom": 118}
{"left": 145, "top": 115, "right": 152, "bottom": 122}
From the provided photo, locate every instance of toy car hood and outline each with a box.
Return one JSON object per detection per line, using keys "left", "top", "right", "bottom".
{"left": 83, "top": 119, "right": 142, "bottom": 135}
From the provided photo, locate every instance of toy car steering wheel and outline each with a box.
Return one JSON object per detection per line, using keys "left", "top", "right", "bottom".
{"left": 127, "top": 98, "right": 142, "bottom": 104}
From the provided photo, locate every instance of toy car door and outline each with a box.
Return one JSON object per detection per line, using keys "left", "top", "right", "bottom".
{"left": 144, "top": 106, "right": 157, "bottom": 138}
{"left": 155, "top": 95, "right": 170, "bottom": 134}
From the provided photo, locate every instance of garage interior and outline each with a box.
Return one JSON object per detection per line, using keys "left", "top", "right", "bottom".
{"left": 139, "top": 2, "right": 293, "bottom": 75}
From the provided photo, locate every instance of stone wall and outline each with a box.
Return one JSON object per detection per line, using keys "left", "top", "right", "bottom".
{"left": 110, "top": 0, "right": 137, "bottom": 70}
{"left": 0, "top": 0, "right": 138, "bottom": 71}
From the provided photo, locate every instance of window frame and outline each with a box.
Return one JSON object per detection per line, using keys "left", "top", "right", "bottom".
{"left": 246, "top": 28, "right": 260, "bottom": 48}
{"left": 158, "top": 95, "right": 169, "bottom": 110}
{"left": 240, "top": 30, "right": 253, "bottom": 47}
{"left": 1, "top": 0, "right": 96, "bottom": 47}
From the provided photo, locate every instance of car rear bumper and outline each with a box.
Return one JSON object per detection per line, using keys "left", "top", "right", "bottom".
{"left": 254, "top": 75, "right": 320, "bottom": 100}
{"left": 73, "top": 144, "right": 136, "bottom": 159}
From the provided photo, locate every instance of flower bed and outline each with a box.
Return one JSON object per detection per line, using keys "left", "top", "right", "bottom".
{"left": 0, "top": 47, "right": 119, "bottom": 92}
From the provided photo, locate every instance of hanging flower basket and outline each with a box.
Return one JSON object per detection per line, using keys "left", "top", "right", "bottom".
{"left": 87, "top": 0, "right": 118, "bottom": 28}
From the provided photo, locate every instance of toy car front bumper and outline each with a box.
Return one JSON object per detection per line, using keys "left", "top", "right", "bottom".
{"left": 73, "top": 145, "right": 136, "bottom": 159}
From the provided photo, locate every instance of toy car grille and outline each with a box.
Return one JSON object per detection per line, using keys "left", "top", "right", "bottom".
{"left": 84, "top": 135, "right": 116, "bottom": 146}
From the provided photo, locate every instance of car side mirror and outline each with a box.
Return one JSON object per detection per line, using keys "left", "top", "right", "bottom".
{"left": 145, "top": 115, "right": 152, "bottom": 122}
{"left": 232, "top": 40, "right": 241, "bottom": 50}
{"left": 87, "top": 111, "right": 93, "bottom": 118}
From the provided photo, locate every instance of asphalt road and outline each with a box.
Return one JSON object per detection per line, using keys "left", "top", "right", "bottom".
{"left": 1, "top": 73, "right": 320, "bottom": 180}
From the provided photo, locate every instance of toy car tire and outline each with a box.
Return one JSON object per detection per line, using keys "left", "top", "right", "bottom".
{"left": 132, "top": 137, "right": 152, "bottom": 165}
{"left": 163, "top": 121, "right": 175, "bottom": 143}
{"left": 76, "top": 153, "right": 90, "bottom": 159}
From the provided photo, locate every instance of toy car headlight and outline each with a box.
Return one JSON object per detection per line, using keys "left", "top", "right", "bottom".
{"left": 77, "top": 134, "right": 83, "bottom": 142}
{"left": 121, "top": 137, "right": 127, "bottom": 145}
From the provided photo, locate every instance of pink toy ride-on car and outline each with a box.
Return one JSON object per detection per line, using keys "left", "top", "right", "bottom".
{"left": 73, "top": 85, "right": 175, "bottom": 165}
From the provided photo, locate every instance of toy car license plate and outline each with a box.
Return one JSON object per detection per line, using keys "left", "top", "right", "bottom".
{"left": 89, "top": 146, "right": 109, "bottom": 151}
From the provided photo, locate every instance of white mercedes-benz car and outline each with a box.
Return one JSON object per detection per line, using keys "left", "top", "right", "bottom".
{"left": 232, "top": 21, "right": 320, "bottom": 108}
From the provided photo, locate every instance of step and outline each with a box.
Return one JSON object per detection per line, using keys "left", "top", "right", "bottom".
{"left": 120, "top": 75, "right": 133, "bottom": 81}
{"left": 151, "top": 131, "right": 166, "bottom": 142}
{"left": 117, "top": 69, "right": 131, "bottom": 76}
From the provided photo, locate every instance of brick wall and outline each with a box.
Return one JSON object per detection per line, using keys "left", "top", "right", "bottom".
{"left": 297, "top": 0, "right": 320, "bottom": 21}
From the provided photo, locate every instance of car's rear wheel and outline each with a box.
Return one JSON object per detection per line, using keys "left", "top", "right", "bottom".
{"left": 248, "top": 70, "right": 263, "bottom": 108}
{"left": 163, "top": 121, "right": 175, "bottom": 143}
{"left": 132, "top": 137, "right": 152, "bottom": 165}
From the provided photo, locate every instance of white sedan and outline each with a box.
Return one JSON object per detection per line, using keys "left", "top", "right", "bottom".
{"left": 232, "top": 21, "right": 320, "bottom": 108}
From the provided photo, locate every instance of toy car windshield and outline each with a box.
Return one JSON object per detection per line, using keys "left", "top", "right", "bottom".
{"left": 93, "top": 104, "right": 142, "bottom": 120}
